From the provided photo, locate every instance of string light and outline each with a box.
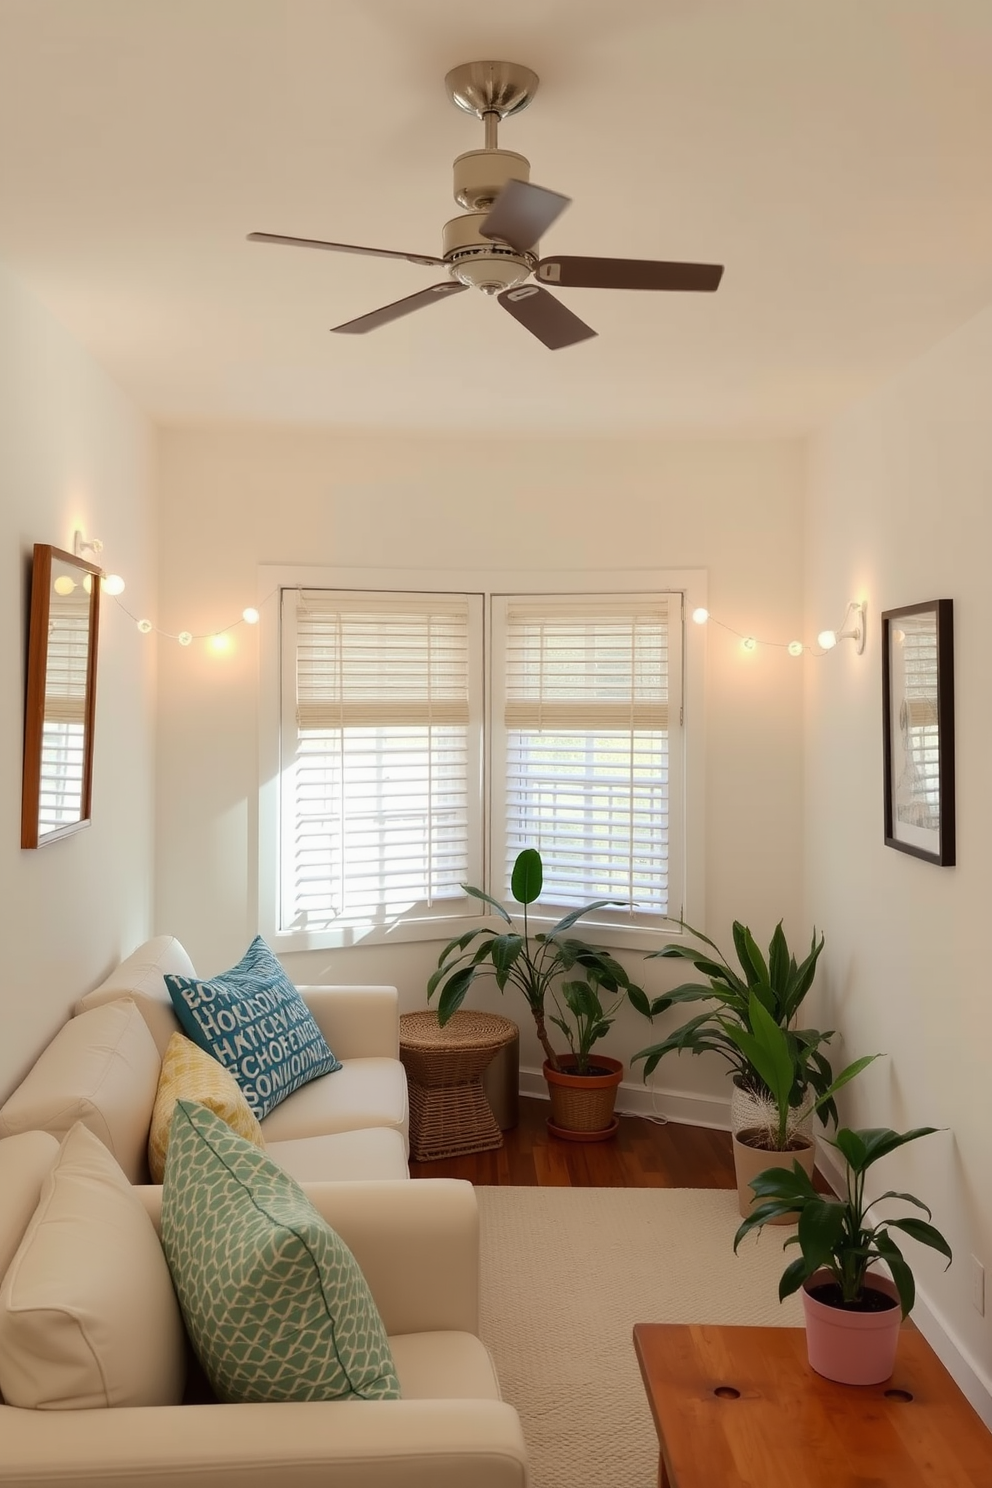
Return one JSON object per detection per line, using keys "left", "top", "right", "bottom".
{"left": 691, "top": 601, "right": 867, "bottom": 659}
{"left": 108, "top": 587, "right": 276, "bottom": 649}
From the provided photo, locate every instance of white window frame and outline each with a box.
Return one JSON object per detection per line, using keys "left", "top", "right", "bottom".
{"left": 258, "top": 565, "right": 706, "bottom": 954}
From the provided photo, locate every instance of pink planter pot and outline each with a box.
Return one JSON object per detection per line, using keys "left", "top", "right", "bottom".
{"left": 801, "top": 1269, "right": 902, "bottom": 1385}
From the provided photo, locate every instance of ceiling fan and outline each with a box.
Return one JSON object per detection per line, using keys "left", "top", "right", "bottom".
{"left": 248, "top": 60, "right": 724, "bottom": 350}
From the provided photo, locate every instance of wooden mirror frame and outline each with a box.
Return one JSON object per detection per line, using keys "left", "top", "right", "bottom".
{"left": 21, "top": 543, "right": 102, "bottom": 849}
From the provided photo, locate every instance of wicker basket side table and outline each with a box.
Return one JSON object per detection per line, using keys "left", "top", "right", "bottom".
{"left": 399, "top": 1010, "right": 519, "bottom": 1162}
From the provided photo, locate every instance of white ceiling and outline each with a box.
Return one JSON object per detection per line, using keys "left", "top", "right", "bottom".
{"left": 1, "top": 0, "right": 991, "bottom": 435}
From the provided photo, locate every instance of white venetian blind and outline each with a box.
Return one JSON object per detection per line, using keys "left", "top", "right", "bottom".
{"left": 496, "top": 595, "right": 673, "bottom": 915}
{"left": 282, "top": 589, "right": 478, "bottom": 930}
{"left": 896, "top": 614, "right": 940, "bottom": 826}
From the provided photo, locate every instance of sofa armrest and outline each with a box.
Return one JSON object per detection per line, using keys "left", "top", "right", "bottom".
{"left": 306, "top": 1178, "right": 479, "bottom": 1336}
{"left": 0, "top": 1399, "right": 528, "bottom": 1488}
{"left": 134, "top": 1177, "right": 478, "bottom": 1337}
{"left": 296, "top": 986, "right": 399, "bottom": 1060}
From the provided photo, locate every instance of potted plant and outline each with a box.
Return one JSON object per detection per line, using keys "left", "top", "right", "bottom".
{"left": 428, "top": 847, "right": 650, "bottom": 1140}
{"left": 632, "top": 919, "right": 839, "bottom": 1144}
{"left": 721, "top": 990, "right": 878, "bottom": 1220}
{"left": 734, "top": 1126, "right": 952, "bottom": 1384}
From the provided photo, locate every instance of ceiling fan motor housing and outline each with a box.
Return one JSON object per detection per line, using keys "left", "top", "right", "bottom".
{"left": 452, "top": 148, "right": 530, "bottom": 211}
{"left": 442, "top": 211, "right": 534, "bottom": 294}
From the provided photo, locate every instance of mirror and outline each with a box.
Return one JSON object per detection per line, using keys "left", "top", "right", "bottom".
{"left": 21, "top": 544, "right": 101, "bottom": 848}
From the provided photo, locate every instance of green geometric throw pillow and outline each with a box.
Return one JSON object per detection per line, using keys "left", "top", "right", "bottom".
{"left": 161, "top": 1101, "right": 400, "bottom": 1404}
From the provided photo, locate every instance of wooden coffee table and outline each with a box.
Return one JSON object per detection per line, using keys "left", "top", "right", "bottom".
{"left": 633, "top": 1323, "right": 992, "bottom": 1488}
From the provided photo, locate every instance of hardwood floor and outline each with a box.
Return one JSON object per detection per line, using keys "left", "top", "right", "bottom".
{"left": 408, "top": 1095, "right": 738, "bottom": 1187}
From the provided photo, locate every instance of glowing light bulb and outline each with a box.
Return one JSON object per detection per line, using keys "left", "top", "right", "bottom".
{"left": 53, "top": 575, "right": 75, "bottom": 596}
{"left": 137, "top": 619, "right": 153, "bottom": 634}
{"left": 691, "top": 607, "right": 709, "bottom": 625}
{"left": 82, "top": 574, "right": 93, "bottom": 594}
{"left": 242, "top": 607, "right": 260, "bottom": 625}
{"left": 742, "top": 637, "right": 757, "bottom": 652}
{"left": 787, "top": 641, "right": 804, "bottom": 657}
{"left": 817, "top": 629, "right": 838, "bottom": 650}
{"left": 178, "top": 631, "right": 193, "bottom": 647}
{"left": 209, "top": 633, "right": 232, "bottom": 655}
{"left": 892, "top": 628, "right": 905, "bottom": 644}
{"left": 102, "top": 573, "right": 126, "bottom": 596}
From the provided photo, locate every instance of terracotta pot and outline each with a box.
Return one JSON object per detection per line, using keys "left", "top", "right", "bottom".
{"left": 543, "top": 1055, "right": 623, "bottom": 1139}
{"left": 732, "top": 1129, "right": 815, "bottom": 1222}
{"left": 801, "top": 1268, "right": 902, "bottom": 1385}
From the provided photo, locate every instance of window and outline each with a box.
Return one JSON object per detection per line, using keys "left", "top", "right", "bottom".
{"left": 490, "top": 596, "right": 678, "bottom": 920}
{"left": 280, "top": 590, "right": 484, "bottom": 934}
{"left": 265, "top": 566, "right": 701, "bottom": 951}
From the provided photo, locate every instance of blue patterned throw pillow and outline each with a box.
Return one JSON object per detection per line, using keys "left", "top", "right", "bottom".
{"left": 164, "top": 936, "right": 341, "bottom": 1119}
{"left": 162, "top": 1102, "right": 400, "bottom": 1404}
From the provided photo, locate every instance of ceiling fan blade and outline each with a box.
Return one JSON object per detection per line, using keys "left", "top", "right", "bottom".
{"left": 497, "top": 285, "right": 597, "bottom": 350}
{"left": 480, "top": 180, "right": 571, "bottom": 255}
{"left": 536, "top": 256, "right": 724, "bottom": 292}
{"left": 331, "top": 281, "right": 467, "bottom": 334}
{"left": 248, "top": 232, "right": 444, "bottom": 268}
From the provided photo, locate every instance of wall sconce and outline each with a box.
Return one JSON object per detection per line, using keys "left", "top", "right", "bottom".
{"left": 817, "top": 600, "right": 866, "bottom": 655}
{"left": 73, "top": 530, "right": 104, "bottom": 559}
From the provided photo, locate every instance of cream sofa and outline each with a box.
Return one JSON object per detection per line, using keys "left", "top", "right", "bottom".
{"left": 0, "top": 936, "right": 411, "bottom": 1184}
{"left": 0, "top": 1130, "right": 528, "bottom": 1488}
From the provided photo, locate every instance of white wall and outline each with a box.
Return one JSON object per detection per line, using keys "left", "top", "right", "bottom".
{"left": 0, "top": 261, "right": 157, "bottom": 1097}
{"left": 807, "top": 304, "right": 992, "bottom": 1401}
{"left": 155, "top": 427, "right": 807, "bottom": 1118}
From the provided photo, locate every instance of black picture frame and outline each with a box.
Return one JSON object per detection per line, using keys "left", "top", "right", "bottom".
{"left": 881, "top": 599, "right": 954, "bottom": 866}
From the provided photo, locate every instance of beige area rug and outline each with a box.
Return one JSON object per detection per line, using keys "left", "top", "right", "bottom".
{"left": 477, "top": 1186, "right": 804, "bottom": 1488}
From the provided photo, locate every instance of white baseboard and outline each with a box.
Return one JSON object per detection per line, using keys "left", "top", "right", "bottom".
{"left": 519, "top": 1065, "right": 731, "bottom": 1131}
{"left": 814, "top": 1137, "right": 992, "bottom": 1429}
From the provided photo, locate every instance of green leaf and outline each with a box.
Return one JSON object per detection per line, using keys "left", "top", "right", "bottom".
{"left": 548, "top": 901, "right": 622, "bottom": 935}
{"left": 779, "top": 1255, "right": 813, "bottom": 1301}
{"left": 748, "top": 1161, "right": 818, "bottom": 1202}
{"left": 510, "top": 848, "right": 543, "bottom": 905}
{"left": 831, "top": 1128, "right": 868, "bottom": 1171}
{"left": 797, "top": 1199, "right": 846, "bottom": 1271}
{"left": 733, "top": 1200, "right": 801, "bottom": 1248}
{"left": 436, "top": 965, "right": 477, "bottom": 1023}
{"left": 768, "top": 922, "right": 789, "bottom": 1002}
{"left": 462, "top": 884, "right": 513, "bottom": 923}
{"left": 856, "top": 1127, "right": 943, "bottom": 1171}
{"left": 883, "top": 1218, "right": 952, "bottom": 1267}
{"left": 733, "top": 923, "right": 769, "bottom": 986}
{"left": 872, "top": 1191, "right": 931, "bottom": 1215}
{"left": 490, "top": 934, "right": 524, "bottom": 987}
{"left": 873, "top": 1233, "right": 915, "bottom": 1318}
{"left": 783, "top": 929, "right": 825, "bottom": 1016}
{"left": 626, "top": 983, "right": 652, "bottom": 1019}
{"left": 807, "top": 1054, "right": 880, "bottom": 1120}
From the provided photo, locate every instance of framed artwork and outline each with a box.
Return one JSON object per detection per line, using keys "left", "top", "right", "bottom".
{"left": 881, "top": 599, "right": 954, "bottom": 866}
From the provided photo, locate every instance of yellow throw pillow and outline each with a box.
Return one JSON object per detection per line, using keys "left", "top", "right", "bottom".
{"left": 148, "top": 1033, "right": 265, "bottom": 1183}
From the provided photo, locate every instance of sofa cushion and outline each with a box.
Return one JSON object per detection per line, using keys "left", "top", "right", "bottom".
{"left": 165, "top": 936, "right": 341, "bottom": 1120}
{"left": 0, "top": 1133, "right": 60, "bottom": 1291}
{"left": 0, "top": 1123, "right": 185, "bottom": 1410}
{"left": 161, "top": 1101, "right": 400, "bottom": 1404}
{"left": 266, "top": 1127, "right": 409, "bottom": 1183}
{"left": 259, "top": 1057, "right": 409, "bottom": 1150}
{"left": 0, "top": 999, "right": 161, "bottom": 1183}
{"left": 147, "top": 1032, "right": 265, "bottom": 1184}
{"left": 74, "top": 935, "right": 196, "bottom": 1056}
